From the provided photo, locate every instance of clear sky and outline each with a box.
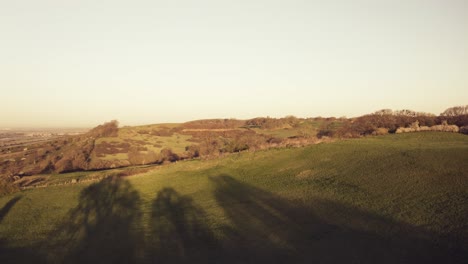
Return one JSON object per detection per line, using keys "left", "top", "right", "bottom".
{"left": 1, "top": 0, "right": 467, "bottom": 128}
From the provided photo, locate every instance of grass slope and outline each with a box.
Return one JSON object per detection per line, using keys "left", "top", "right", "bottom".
{"left": 0, "top": 132, "right": 467, "bottom": 263}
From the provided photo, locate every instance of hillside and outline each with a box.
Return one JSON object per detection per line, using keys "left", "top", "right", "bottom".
{"left": 3, "top": 112, "right": 467, "bottom": 182}
{"left": 0, "top": 132, "right": 467, "bottom": 263}
{"left": 0, "top": 118, "right": 340, "bottom": 180}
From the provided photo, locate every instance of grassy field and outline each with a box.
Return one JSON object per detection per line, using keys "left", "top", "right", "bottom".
{"left": 0, "top": 132, "right": 467, "bottom": 263}
{"left": 94, "top": 124, "right": 194, "bottom": 161}
{"left": 91, "top": 119, "right": 343, "bottom": 163}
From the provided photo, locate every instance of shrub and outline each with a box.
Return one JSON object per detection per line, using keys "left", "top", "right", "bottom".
{"left": 185, "top": 145, "right": 200, "bottom": 158}
{"left": 437, "top": 115, "right": 468, "bottom": 127}
{"left": 182, "top": 119, "right": 246, "bottom": 129}
{"left": 440, "top": 105, "right": 468, "bottom": 116}
{"left": 372, "top": 128, "right": 389, "bottom": 135}
{"left": 160, "top": 148, "right": 179, "bottom": 162}
{"left": 88, "top": 120, "right": 119, "bottom": 137}
{"left": 317, "top": 129, "right": 334, "bottom": 138}
{"left": 54, "top": 159, "right": 74, "bottom": 173}
{"left": 460, "top": 126, "right": 468, "bottom": 135}
{"left": 197, "top": 134, "right": 222, "bottom": 156}
{"left": 267, "top": 137, "right": 283, "bottom": 144}
{"left": 0, "top": 178, "right": 20, "bottom": 196}
{"left": 247, "top": 116, "right": 303, "bottom": 129}
{"left": 150, "top": 128, "right": 173, "bottom": 137}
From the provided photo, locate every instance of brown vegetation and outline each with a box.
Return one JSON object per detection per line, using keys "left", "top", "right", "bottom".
{"left": 0, "top": 177, "right": 19, "bottom": 195}
{"left": 396, "top": 121, "right": 459, "bottom": 134}
{"left": 440, "top": 105, "right": 468, "bottom": 117}
{"left": 128, "top": 148, "right": 160, "bottom": 165}
{"left": 245, "top": 116, "right": 300, "bottom": 129}
{"left": 1, "top": 105, "right": 467, "bottom": 184}
{"left": 94, "top": 141, "right": 131, "bottom": 156}
{"left": 460, "top": 126, "right": 468, "bottom": 135}
{"left": 88, "top": 120, "right": 119, "bottom": 138}
{"left": 182, "top": 119, "right": 246, "bottom": 129}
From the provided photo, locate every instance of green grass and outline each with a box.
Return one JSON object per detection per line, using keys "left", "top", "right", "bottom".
{"left": 93, "top": 119, "right": 346, "bottom": 163}
{"left": 1, "top": 132, "right": 467, "bottom": 263}
{"left": 252, "top": 127, "right": 300, "bottom": 138}
{"left": 148, "top": 133, "right": 192, "bottom": 153}
{"left": 96, "top": 129, "right": 193, "bottom": 161}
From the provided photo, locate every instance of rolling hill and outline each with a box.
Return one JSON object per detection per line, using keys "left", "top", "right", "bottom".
{"left": 0, "top": 117, "right": 339, "bottom": 179}
{"left": 0, "top": 132, "right": 467, "bottom": 263}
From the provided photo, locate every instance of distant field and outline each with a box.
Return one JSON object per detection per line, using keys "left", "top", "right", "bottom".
{"left": 0, "top": 128, "right": 87, "bottom": 148}
{"left": 0, "top": 132, "right": 467, "bottom": 263}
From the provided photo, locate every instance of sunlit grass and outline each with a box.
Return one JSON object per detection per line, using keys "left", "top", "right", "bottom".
{"left": 0, "top": 132, "right": 467, "bottom": 263}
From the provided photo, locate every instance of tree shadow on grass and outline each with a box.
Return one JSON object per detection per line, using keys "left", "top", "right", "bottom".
{"left": 0, "top": 195, "right": 46, "bottom": 264}
{"left": 148, "top": 187, "right": 220, "bottom": 263}
{"left": 48, "top": 176, "right": 144, "bottom": 264}
{"left": 0, "top": 196, "right": 22, "bottom": 224}
{"left": 210, "top": 174, "right": 467, "bottom": 264}
{"left": 2, "top": 174, "right": 466, "bottom": 264}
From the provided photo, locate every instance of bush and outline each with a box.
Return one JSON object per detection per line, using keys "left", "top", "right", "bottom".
{"left": 316, "top": 121, "right": 340, "bottom": 138}
{"left": 335, "top": 112, "right": 438, "bottom": 137}
{"left": 88, "top": 120, "right": 119, "bottom": 138}
{"left": 182, "top": 119, "right": 245, "bottom": 129}
{"left": 317, "top": 129, "right": 334, "bottom": 138}
{"left": 440, "top": 105, "right": 468, "bottom": 116}
{"left": 198, "top": 134, "right": 222, "bottom": 156}
{"left": 372, "top": 128, "right": 389, "bottom": 135}
{"left": 160, "top": 148, "right": 179, "bottom": 162}
{"left": 437, "top": 115, "right": 468, "bottom": 127}
{"left": 54, "top": 159, "right": 74, "bottom": 173}
{"left": 150, "top": 128, "right": 174, "bottom": 137}
{"left": 0, "top": 178, "right": 20, "bottom": 196}
{"left": 185, "top": 145, "right": 200, "bottom": 158}
{"left": 460, "top": 126, "right": 468, "bottom": 135}
{"left": 245, "top": 117, "right": 299, "bottom": 129}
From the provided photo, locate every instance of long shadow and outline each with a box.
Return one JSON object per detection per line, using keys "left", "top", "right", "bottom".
{"left": 148, "top": 187, "right": 220, "bottom": 263}
{"left": 2, "top": 175, "right": 466, "bottom": 263}
{"left": 48, "top": 176, "right": 144, "bottom": 264}
{"left": 210, "top": 174, "right": 467, "bottom": 264}
{"left": 0, "top": 196, "right": 22, "bottom": 224}
{"left": 0, "top": 195, "right": 47, "bottom": 264}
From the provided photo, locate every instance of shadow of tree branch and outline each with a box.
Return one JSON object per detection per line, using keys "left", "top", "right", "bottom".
{"left": 148, "top": 187, "right": 219, "bottom": 263}
{"left": 48, "top": 176, "right": 143, "bottom": 264}
{"left": 3, "top": 174, "right": 466, "bottom": 264}
{"left": 0, "top": 196, "right": 22, "bottom": 224}
{"left": 0, "top": 196, "right": 46, "bottom": 264}
{"left": 209, "top": 174, "right": 467, "bottom": 264}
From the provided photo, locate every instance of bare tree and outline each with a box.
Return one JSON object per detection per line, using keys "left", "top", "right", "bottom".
{"left": 441, "top": 105, "right": 468, "bottom": 116}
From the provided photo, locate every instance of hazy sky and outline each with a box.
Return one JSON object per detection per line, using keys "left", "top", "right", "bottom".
{"left": 1, "top": 0, "right": 467, "bottom": 127}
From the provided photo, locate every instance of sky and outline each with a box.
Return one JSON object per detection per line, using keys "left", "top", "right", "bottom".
{"left": 1, "top": 0, "right": 467, "bottom": 128}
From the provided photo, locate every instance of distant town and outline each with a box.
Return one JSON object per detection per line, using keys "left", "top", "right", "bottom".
{"left": 0, "top": 128, "right": 89, "bottom": 148}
